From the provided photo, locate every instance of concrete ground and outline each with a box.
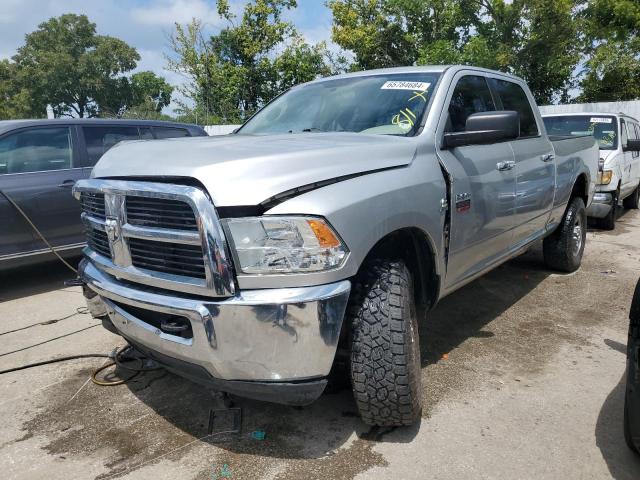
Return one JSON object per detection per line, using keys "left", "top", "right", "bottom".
{"left": 1, "top": 210, "right": 640, "bottom": 480}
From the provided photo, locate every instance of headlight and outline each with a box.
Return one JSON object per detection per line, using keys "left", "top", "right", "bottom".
{"left": 225, "top": 216, "right": 348, "bottom": 274}
{"left": 598, "top": 169, "right": 613, "bottom": 185}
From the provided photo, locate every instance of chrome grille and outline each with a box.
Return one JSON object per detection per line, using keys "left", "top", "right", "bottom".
{"left": 73, "top": 179, "right": 235, "bottom": 297}
{"left": 126, "top": 196, "right": 198, "bottom": 231}
{"left": 87, "top": 228, "right": 110, "bottom": 258}
{"left": 80, "top": 192, "right": 106, "bottom": 219}
{"left": 129, "top": 237, "right": 206, "bottom": 279}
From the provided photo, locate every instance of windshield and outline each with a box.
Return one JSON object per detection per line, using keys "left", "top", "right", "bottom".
{"left": 543, "top": 115, "right": 618, "bottom": 150}
{"left": 238, "top": 73, "right": 441, "bottom": 136}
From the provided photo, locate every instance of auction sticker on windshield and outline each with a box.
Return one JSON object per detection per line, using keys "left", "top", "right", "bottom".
{"left": 590, "top": 117, "right": 613, "bottom": 123}
{"left": 381, "top": 81, "right": 430, "bottom": 91}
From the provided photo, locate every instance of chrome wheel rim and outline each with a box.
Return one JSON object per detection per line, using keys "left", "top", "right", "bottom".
{"left": 572, "top": 216, "right": 583, "bottom": 257}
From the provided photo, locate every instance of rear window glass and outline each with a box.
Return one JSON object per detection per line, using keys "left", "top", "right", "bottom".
{"left": 490, "top": 79, "right": 539, "bottom": 137}
{"left": 153, "top": 127, "right": 190, "bottom": 139}
{"left": 83, "top": 126, "right": 140, "bottom": 165}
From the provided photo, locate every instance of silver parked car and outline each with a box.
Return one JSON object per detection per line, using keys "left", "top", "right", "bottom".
{"left": 74, "top": 66, "right": 599, "bottom": 426}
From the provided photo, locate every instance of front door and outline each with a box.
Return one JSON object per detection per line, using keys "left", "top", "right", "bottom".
{"left": 0, "top": 126, "right": 85, "bottom": 256}
{"left": 436, "top": 74, "right": 517, "bottom": 289}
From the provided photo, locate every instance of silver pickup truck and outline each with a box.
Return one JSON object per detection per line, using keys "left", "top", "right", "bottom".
{"left": 74, "top": 66, "right": 598, "bottom": 427}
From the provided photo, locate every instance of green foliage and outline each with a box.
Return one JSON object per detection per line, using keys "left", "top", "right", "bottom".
{"left": 330, "top": 0, "right": 580, "bottom": 104}
{"left": 580, "top": 0, "right": 640, "bottom": 102}
{"left": 167, "top": 0, "right": 336, "bottom": 124}
{"left": 2, "top": 13, "right": 175, "bottom": 120}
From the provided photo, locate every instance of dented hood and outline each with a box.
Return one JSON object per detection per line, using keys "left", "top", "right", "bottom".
{"left": 92, "top": 133, "right": 417, "bottom": 206}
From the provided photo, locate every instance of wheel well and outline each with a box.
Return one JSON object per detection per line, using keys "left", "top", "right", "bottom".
{"left": 571, "top": 173, "right": 588, "bottom": 203}
{"left": 361, "top": 228, "right": 439, "bottom": 315}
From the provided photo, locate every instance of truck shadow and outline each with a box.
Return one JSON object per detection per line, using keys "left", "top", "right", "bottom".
{"left": 421, "top": 247, "right": 549, "bottom": 368}
{"left": 123, "top": 248, "right": 551, "bottom": 464}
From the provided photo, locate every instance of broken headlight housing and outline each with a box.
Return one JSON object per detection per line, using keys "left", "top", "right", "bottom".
{"left": 224, "top": 216, "right": 348, "bottom": 274}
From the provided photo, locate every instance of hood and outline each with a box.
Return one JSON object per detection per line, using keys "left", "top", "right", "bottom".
{"left": 92, "top": 133, "right": 417, "bottom": 206}
{"left": 601, "top": 149, "right": 619, "bottom": 166}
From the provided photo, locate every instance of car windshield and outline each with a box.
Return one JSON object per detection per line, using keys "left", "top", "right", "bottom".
{"left": 238, "top": 73, "right": 441, "bottom": 136}
{"left": 543, "top": 115, "right": 618, "bottom": 150}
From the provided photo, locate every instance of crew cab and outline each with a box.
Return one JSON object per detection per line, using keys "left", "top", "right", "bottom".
{"left": 74, "top": 66, "right": 598, "bottom": 426}
{"left": 543, "top": 112, "right": 640, "bottom": 229}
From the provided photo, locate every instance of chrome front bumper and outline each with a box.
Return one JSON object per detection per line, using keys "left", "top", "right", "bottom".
{"left": 80, "top": 260, "right": 350, "bottom": 404}
{"left": 587, "top": 192, "right": 614, "bottom": 218}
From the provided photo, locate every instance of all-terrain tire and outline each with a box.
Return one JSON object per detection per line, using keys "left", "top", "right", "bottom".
{"left": 348, "top": 259, "right": 422, "bottom": 426}
{"left": 543, "top": 197, "right": 586, "bottom": 273}
{"left": 623, "top": 185, "right": 640, "bottom": 210}
{"left": 597, "top": 190, "right": 618, "bottom": 230}
{"left": 624, "top": 278, "right": 640, "bottom": 454}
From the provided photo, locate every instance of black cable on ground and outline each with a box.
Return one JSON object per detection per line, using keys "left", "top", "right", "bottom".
{"left": 0, "top": 189, "right": 78, "bottom": 274}
{"left": 0, "top": 307, "right": 89, "bottom": 336}
{"left": 0, "top": 324, "right": 99, "bottom": 358}
{"left": 0, "top": 354, "right": 112, "bottom": 375}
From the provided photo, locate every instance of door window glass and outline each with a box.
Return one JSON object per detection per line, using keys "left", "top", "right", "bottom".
{"left": 83, "top": 126, "right": 140, "bottom": 165}
{"left": 0, "top": 127, "right": 72, "bottom": 175}
{"left": 490, "top": 79, "right": 539, "bottom": 137}
{"left": 621, "top": 119, "right": 629, "bottom": 148}
{"left": 446, "top": 76, "right": 496, "bottom": 132}
{"left": 153, "top": 127, "right": 190, "bottom": 139}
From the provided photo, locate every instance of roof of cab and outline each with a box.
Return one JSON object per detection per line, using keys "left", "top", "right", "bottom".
{"left": 303, "top": 65, "right": 527, "bottom": 86}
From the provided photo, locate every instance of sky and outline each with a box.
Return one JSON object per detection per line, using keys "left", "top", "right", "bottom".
{"left": 0, "top": 0, "right": 335, "bottom": 113}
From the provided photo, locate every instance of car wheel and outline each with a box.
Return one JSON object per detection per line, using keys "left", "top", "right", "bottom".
{"left": 543, "top": 196, "right": 587, "bottom": 273}
{"left": 598, "top": 190, "right": 618, "bottom": 230}
{"left": 348, "top": 259, "right": 422, "bottom": 426}
{"left": 625, "top": 278, "right": 640, "bottom": 454}
{"left": 623, "top": 185, "right": 640, "bottom": 210}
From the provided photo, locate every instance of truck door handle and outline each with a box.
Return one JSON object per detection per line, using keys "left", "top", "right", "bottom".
{"left": 58, "top": 179, "right": 76, "bottom": 188}
{"left": 496, "top": 161, "right": 515, "bottom": 171}
{"left": 541, "top": 153, "right": 555, "bottom": 162}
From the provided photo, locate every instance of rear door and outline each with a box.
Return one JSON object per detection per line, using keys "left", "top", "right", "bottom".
{"left": 0, "top": 125, "right": 84, "bottom": 257}
{"left": 489, "top": 78, "right": 555, "bottom": 243}
{"left": 436, "top": 73, "right": 517, "bottom": 288}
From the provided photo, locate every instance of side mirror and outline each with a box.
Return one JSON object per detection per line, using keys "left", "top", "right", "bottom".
{"left": 442, "top": 110, "right": 520, "bottom": 149}
{"left": 624, "top": 139, "right": 640, "bottom": 152}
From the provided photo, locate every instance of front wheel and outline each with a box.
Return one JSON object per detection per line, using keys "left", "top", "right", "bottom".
{"left": 543, "top": 197, "right": 586, "bottom": 273}
{"left": 597, "top": 190, "right": 618, "bottom": 230}
{"left": 348, "top": 259, "right": 422, "bottom": 426}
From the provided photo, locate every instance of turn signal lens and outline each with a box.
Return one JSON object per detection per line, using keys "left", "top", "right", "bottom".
{"left": 598, "top": 170, "right": 613, "bottom": 185}
{"left": 307, "top": 219, "right": 341, "bottom": 248}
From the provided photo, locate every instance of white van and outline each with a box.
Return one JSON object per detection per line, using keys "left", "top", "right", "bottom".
{"left": 543, "top": 112, "right": 640, "bottom": 229}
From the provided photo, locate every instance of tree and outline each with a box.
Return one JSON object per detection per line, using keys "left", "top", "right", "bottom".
{"left": 167, "top": 0, "right": 334, "bottom": 124}
{"left": 580, "top": 0, "right": 640, "bottom": 101}
{"left": 11, "top": 14, "right": 172, "bottom": 118}
{"left": 329, "top": 0, "right": 580, "bottom": 104}
{"left": 0, "top": 60, "right": 39, "bottom": 120}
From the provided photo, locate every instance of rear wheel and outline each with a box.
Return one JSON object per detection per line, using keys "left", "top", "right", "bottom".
{"left": 348, "top": 259, "right": 422, "bottom": 426}
{"left": 543, "top": 197, "right": 586, "bottom": 273}
{"left": 623, "top": 185, "right": 640, "bottom": 210}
